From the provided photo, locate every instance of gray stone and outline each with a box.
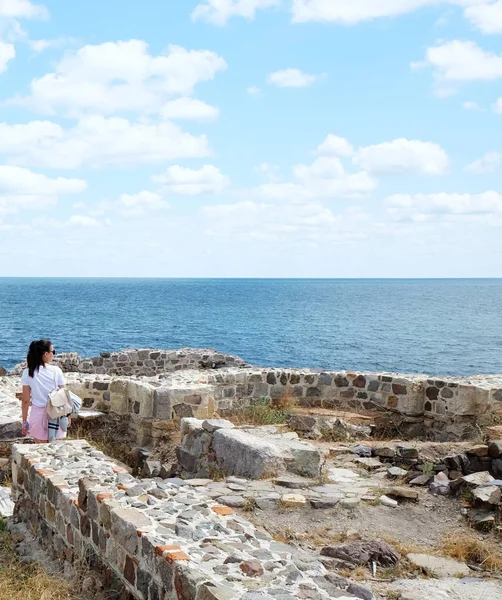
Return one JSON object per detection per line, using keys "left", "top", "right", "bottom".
{"left": 217, "top": 495, "right": 247, "bottom": 508}
{"left": 255, "top": 495, "right": 280, "bottom": 509}
{"left": 347, "top": 583, "right": 375, "bottom": 600}
{"left": 387, "top": 466, "right": 407, "bottom": 478}
{"left": 397, "top": 444, "right": 419, "bottom": 459}
{"left": 472, "top": 486, "right": 501, "bottom": 505}
{"left": 202, "top": 419, "right": 235, "bottom": 433}
{"left": 409, "top": 474, "right": 432, "bottom": 486}
{"left": 407, "top": 553, "right": 470, "bottom": 578}
{"left": 310, "top": 497, "right": 341, "bottom": 509}
{"left": 355, "top": 457, "right": 383, "bottom": 470}
{"left": 373, "top": 446, "right": 396, "bottom": 458}
{"left": 353, "top": 445, "right": 372, "bottom": 457}
{"left": 462, "top": 472, "right": 494, "bottom": 486}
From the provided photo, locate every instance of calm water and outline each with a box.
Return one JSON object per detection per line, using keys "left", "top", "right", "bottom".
{"left": 0, "top": 278, "right": 501, "bottom": 375}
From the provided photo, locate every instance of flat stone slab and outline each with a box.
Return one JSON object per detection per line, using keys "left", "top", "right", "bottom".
{"left": 212, "top": 426, "right": 322, "bottom": 479}
{"left": 462, "top": 472, "right": 494, "bottom": 486}
{"left": 407, "top": 553, "right": 470, "bottom": 578}
{"left": 391, "top": 577, "right": 502, "bottom": 600}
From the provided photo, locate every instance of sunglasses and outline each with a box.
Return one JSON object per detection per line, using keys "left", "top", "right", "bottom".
{"left": 48, "top": 349, "right": 56, "bottom": 355}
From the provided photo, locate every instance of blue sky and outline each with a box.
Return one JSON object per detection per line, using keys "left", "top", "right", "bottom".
{"left": 0, "top": 0, "right": 501, "bottom": 277}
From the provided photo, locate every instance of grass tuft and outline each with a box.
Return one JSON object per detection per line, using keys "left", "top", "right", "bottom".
{"left": 440, "top": 532, "right": 502, "bottom": 573}
{"left": 0, "top": 527, "right": 71, "bottom": 600}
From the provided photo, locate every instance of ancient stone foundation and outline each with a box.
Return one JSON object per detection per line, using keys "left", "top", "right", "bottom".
{"left": 3, "top": 348, "right": 502, "bottom": 445}
{"left": 11, "top": 440, "right": 350, "bottom": 600}
{"left": 176, "top": 419, "right": 322, "bottom": 480}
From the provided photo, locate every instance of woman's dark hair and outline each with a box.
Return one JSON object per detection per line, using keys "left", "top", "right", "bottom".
{"left": 27, "top": 339, "right": 52, "bottom": 377}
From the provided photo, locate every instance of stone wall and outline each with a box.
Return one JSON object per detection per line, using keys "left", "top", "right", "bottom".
{"left": 59, "top": 348, "right": 246, "bottom": 376}
{"left": 11, "top": 440, "right": 343, "bottom": 600}
{"left": 3, "top": 349, "right": 502, "bottom": 443}
{"left": 176, "top": 418, "right": 322, "bottom": 480}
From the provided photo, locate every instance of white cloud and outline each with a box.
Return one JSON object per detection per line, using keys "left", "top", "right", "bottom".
{"left": 192, "top": 0, "right": 279, "bottom": 25}
{"left": 317, "top": 134, "right": 354, "bottom": 157}
{"left": 0, "top": 116, "right": 211, "bottom": 168}
{"left": 0, "top": 165, "right": 86, "bottom": 214}
{"left": 152, "top": 165, "right": 230, "bottom": 195}
{"left": 413, "top": 40, "right": 502, "bottom": 83}
{"left": 355, "top": 139, "right": 449, "bottom": 175}
{"left": 256, "top": 156, "right": 376, "bottom": 201}
{"left": 0, "top": 40, "right": 15, "bottom": 73}
{"left": 10, "top": 40, "right": 227, "bottom": 116}
{"left": 291, "top": 0, "right": 487, "bottom": 24}
{"left": 494, "top": 97, "right": 502, "bottom": 113}
{"left": 28, "top": 37, "right": 76, "bottom": 52}
{"left": 247, "top": 86, "right": 262, "bottom": 95}
{"left": 0, "top": 0, "right": 48, "bottom": 19}
{"left": 118, "top": 191, "right": 168, "bottom": 217}
{"left": 386, "top": 191, "right": 502, "bottom": 222}
{"left": 204, "top": 199, "right": 367, "bottom": 243}
{"left": 256, "top": 162, "right": 281, "bottom": 182}
{"left": 463, "top": 100, "right": 482, "bottom": 110}
{"left": 160, "top": 97, "right": 219, "bottom": 120}
{"left": 465, "top": 151, "right": 502, "bottom": 173}
{"left": 67, "top": 215, "right": 101, "bottom": 227}
{"left": 268, "top": 68, "right": 317, "bottom": 88}
{"left": 465, "top": 1, "right": 502, "bottom": 34}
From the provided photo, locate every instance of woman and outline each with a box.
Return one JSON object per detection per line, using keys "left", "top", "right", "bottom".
{"left": 21, "top": 339, "right": 68, "bottom": 443}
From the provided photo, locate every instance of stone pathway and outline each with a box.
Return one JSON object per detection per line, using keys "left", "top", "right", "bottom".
{"left": 12, "top": 441, "right": 368, "bottom": 600}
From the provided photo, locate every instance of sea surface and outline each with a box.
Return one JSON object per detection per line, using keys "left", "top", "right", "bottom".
{"left": 0, "top": 278, "right": 501, "bottom": 376}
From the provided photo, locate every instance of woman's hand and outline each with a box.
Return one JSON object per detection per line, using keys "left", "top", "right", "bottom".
{"left": 21, "top": 421, "right": 29, "bottom": 435}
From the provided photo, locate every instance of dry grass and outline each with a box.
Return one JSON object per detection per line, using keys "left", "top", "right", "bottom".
{"left": 0, "top": 521, "right": 71, "bottom": 600}
{"left": 68, "top": 415, "right": 134, "bottom": 468}
{"left": 440, "top": 531, "right": 502, "bottom": 573}
{"left": 234, "top": 398, "right": 294, "bottom": 426}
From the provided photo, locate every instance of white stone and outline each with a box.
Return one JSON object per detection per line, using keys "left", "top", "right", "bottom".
{"left": 380, "top": 495, "right": 398, "bottom": 508}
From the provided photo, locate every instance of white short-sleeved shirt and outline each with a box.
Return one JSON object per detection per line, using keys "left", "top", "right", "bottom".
{"left": 21, "top": 365, "right": 65, "bottom": 408}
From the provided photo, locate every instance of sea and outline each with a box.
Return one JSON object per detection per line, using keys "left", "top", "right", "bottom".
{"left": 0, "top": 278, "right": 501, "bottom": 376}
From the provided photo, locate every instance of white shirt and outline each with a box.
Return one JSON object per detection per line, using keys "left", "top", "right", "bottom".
{"left": 21, "top": 364, "right": 65, "bottom": 408}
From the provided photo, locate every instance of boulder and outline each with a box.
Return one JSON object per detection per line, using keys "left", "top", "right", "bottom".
{"left": 321, "top": 540, "right": 399, "bottom": 568}
{"left": 212, "top": 427, "right": 321, "bottom": 479}
{"left": 0, "top": 366, "right": 7, "bottom": 376}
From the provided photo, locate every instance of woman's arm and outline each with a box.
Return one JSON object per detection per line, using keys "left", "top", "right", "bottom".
{"left": 21, "top": 385, "right": 30, "bottom": 434}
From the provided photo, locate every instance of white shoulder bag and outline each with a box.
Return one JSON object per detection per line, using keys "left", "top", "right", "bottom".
{"left": 47, "top": 369, "right": 73, "bottom": 420}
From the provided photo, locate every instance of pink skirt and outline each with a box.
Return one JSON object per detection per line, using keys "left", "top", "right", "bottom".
{"left": 28, "top": 405, "right": 67, "bottom": 441}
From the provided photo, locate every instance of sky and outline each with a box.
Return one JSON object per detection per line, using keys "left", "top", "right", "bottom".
{"left": 0, "top": 0, "right": 501, "bottom": 278}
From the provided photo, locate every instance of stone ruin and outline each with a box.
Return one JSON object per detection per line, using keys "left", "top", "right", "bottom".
{"left": 1, "top": 347, "right": 502, "bottom": 599}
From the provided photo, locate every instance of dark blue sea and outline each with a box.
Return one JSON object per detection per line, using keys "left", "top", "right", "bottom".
{"left": 0, "top": 278, "right": 501, "bottom": 376}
